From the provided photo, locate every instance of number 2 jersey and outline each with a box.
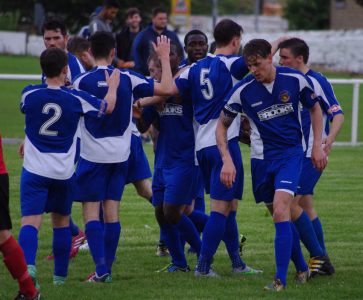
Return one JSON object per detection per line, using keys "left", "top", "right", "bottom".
{"left": 175, "top": 53, "right": 249, "bottom": 151}
{"left": 20, "top": 84, "right": 107, "bottom": 180}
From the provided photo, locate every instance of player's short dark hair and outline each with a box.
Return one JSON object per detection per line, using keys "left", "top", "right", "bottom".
{"left": 125, "top": 7, "right": 140, "bottom": 18}
{"left": 243, "top": 39, "right": 272, "bottom": 60}
{"left": 67, "top": 37, "right": 90, "bottom": 55}
{"left": 278, "top": 38, "right": 309, "bottom": 64}
{"left": 89, "top": 31, "right": 115, "bottom": 59}
{"left": 213, "top": 19, "right": 243, "bottom": 47}
{"left": 152, "top": 6, "right": 167, "bottom": 17}
{"left": 40, "top": 48, "right": 68, "bottom": 78}
{"left": 184, "top": 30, "right": 208, "bottom": 46}
{"left": 103, "top": 0, "right": 120, "bottom": 8}
{"left": 42, "top": 19, "right": 67, "bottom": 36}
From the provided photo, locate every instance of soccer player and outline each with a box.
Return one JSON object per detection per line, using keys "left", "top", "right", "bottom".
{"left": 40, "top": 19, "right": 87, "bottom": 259}
{"left": 42, "top": 19, "right": 85, "bottom": 85}
{"left": 139, "top": 19, "right": 261, "bottom": 277}
{"left": 18, "top": 47, "right": 119, "bottom": 286}
{"left": 73, "top": 32, "right": 173, "bottom": 282}
{"left": 216, "top": 38, "right": 327, "bottom": 291}
{"left": 0, "top": 135, "right": 39, "bottom": 300}
{"left": 135, "top": 46, "right": 202, "bottom": 273}
{"left": 278, "top": 37, "right": 344, "bottom": 276}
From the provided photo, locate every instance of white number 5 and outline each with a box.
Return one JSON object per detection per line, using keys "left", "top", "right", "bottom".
{"left": 39, "top": 103, "right": 62, "bottom": 136}
{"left": 200, "top": 68, "right": 214, "bottom": 100}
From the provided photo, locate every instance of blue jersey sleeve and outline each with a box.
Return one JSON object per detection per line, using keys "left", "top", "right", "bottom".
{"left": 69, "top": 89, "right": 107, "bottom": 118}
{"left": 127, "top": 71, "right": 154, "bottom": 100}
{"left": 299, "top": 75, "right": 319, "bottom": 109}
{"left": 314, "top": 75, "right": 343, "bottom": 121}
{"left": 230, "top": 57, "right": 249, "bottom": 80}
{"left": 224, "top": 82, "right": 244, "bottom": 115}
{"left": 175, "top": 67, "right": 192, "bottom": 102}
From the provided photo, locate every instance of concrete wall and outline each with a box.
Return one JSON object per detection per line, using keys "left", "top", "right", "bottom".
{"left": 1, "top": 29, "right": 363, "bottom": 73}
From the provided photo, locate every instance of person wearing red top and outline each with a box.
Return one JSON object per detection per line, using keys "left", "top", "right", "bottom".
{"left": 0, "top": 136, "right": 40, "bottom": 300}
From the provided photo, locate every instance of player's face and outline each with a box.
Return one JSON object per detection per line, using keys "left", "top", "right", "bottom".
{"left": 185, "top": 34, "right": 208, "bottom": 63}
{"left": 127, "top": 14, "right": 141, "bottom": 29}
{"left": 80, "top": 50, "right": 95, "bottom": 71}
{"left": 246, "top": 54, "right": 274, "bottom": 83}
{"left": 105, "top": 7, "right": 119, "bottom": 21}
{"left": 152, "top": 13, "right": 168, "bottom": 31}
{"left": 43, "top": 29, "right": 67, "bottom": 50}
{"left": 169, "top": 45, "right": 180, "bottom": 73}
{"left": 279, "top": 48, "right": 300, "bottom": 69}
{"left": 148, "top": 59, "right": 162, "bottom": 81}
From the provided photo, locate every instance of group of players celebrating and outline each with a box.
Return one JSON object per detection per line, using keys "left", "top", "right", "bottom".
{"left": 1, "top": 16, "right": 344, "bottom": 299}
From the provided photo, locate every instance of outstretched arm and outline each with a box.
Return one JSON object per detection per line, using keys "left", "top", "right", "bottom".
{"left": 216, "top": 109, "right": 238, "bottom": 188}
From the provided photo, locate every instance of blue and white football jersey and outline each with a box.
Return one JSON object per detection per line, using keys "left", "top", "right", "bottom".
{"left": 301, "top": 69, "right": 344, "bottom": 157}
{"left": 73, "top": 66, "right": 154, "bottom": 163}
{"left": 42, "top": 52, "right": 85, "bottom": 85}
{"left": 225, "top": 66, "right": 319, "bottom": 160}
{"left": 175, "top": 53, "right": 249, "bottom": 151}
{"left": 21, "top": 84, "right": 107, "bottom": 180}
{"left": 141, "top": 96, "right": 195, "bottom": 169}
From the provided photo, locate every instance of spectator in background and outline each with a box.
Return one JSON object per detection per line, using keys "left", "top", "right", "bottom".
{"left": 88, "top": 0, "right": 120, "bottom": 35}
{"left": 132, "top": 6, "right": 184, "bottom": 75}
{"left": 67, "top": 37, "right": 95, "bottom": 71}
{"left": 116, "top": 7, "right": 142, "bottom": 69}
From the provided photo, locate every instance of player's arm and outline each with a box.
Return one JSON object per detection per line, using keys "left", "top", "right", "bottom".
{"left": 324, "top": 113, "right": 344, "bottom": 155}
{"left": 309, "top": 102, "right": 327, "bottom": 172}
{"left": 103, "top": 69, "right": 120, "bottom": 113}
{"left": 216, "top": 107, "right": 238, "bottom": 188}
{"left": 152, "top": 36, "right": 176, "bottom": 97}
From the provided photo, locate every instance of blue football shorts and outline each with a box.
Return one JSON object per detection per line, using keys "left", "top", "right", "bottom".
{"left": 20, "top": 168, "right": 74, "bottom": 216}
{"left": 251, "top": 153, "right": 303, "bottom": 204}
{"left": 152, "top": 164, "right": 197, "bottom": 207}
{"left": 126, "top": 134, "right": 152, "bottom": 184}
{"left": 296, "top": 156, "right": 322, "bottom": 195}
{"left": 75, "top": 157, "right": 128, "bottom": 202}
{"left": 197, "top": 138, "right": 243, "bottom": 201}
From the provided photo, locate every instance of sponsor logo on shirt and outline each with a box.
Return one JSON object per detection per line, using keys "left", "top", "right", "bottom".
{"left": 257, "top": 103, "right": 294, "bottom": 121}
{"left": 159, "top": 103, "right": 183, "bottom": 116}
{"left": 279, "top": 90, "right": 290, "bottom": 103}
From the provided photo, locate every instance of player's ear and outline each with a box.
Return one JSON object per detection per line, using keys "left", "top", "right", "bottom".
{"left": 62, "top": 65, "right": 68, "bottom": 75}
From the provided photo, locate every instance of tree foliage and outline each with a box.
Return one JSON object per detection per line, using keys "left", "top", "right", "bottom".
{"left": 284, "top": 0, "right": 330, "bottom": 30}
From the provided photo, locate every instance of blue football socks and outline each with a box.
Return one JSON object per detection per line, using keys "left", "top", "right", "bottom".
{"left": 53, "top": 227, "right": 72, "bottom": 277}
{"left": 69, "top": 218, "right": 79, "bottom": 237}
{"left": 312, "top": 217, "right": 327, "bottom": 254}
{"left": 290, "top": 223, "right": 308, "bottom": 272}
{"left": 274, "top": 221, "right": 292, "bottom": 286}
{"left": 18, "top": 225, "right": 38, "bottom": 265}
{"left": 176, "top": 215, "right": 201, "bottom": 256}
{"left": 223, "top": 211, "right": 246, "bottom": 269}
{"left": 85, "top": 220, "right": 108, "bottom": 276}
{"left": 104, "top": 222, "right": 121, "bottom": 273}
{"left": 188, "top": 210, "right": 209, "bottom": 233}
{"left": 161, "top": 223, "right": 187, "bottom": 268}
{"left": 196, "top": 211, "right": 226, "bottom": 273}
{"left": 294, "top": 212, "right": 324, "bottom": 257}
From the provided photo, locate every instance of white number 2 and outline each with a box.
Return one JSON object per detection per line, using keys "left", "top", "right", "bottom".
{"left": 200, "top": 68, "right": 214, "bottom": 100}
{"left": 39, "top": 103, "right": 62, "bottom": 136}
